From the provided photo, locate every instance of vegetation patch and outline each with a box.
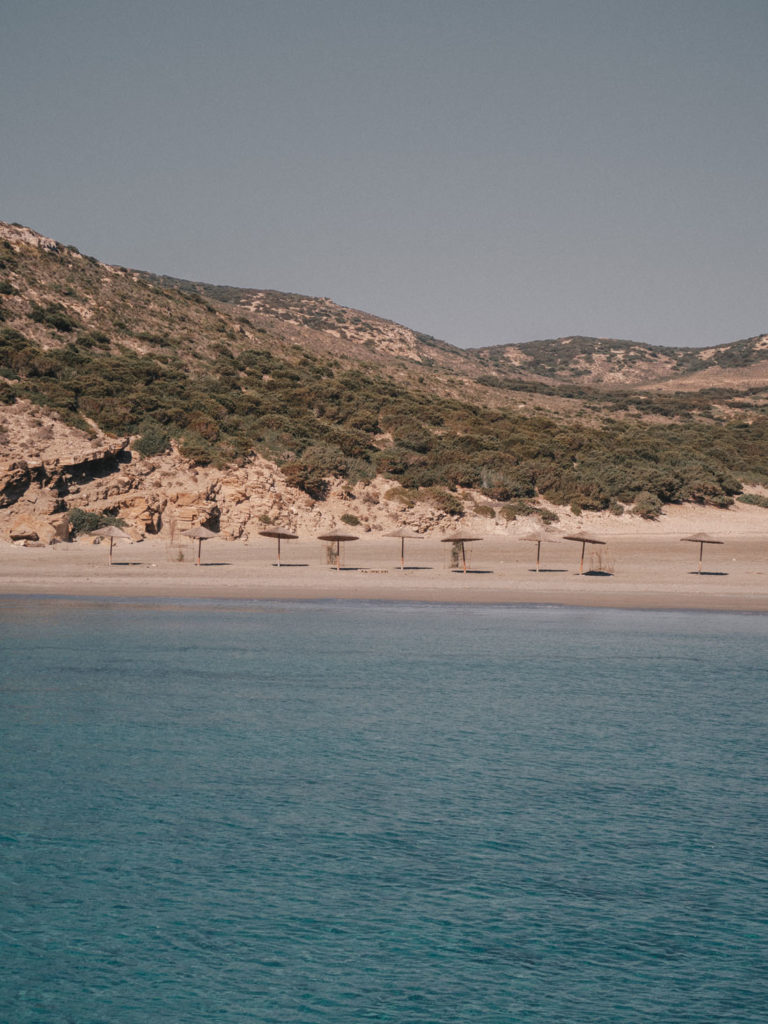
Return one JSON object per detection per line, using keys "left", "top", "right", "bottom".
{"left": 631, "top": 491, "right": 663, "bottom": 519}
{"left": 737, "top": 492, "right": 768, "bottom": 508}
{"left": 68, "top": 507, "right": 126, "bottom": 536}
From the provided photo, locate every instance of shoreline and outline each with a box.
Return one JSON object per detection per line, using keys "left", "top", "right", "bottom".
{"left": 2, "top": 532, "right": 767, "bottom": 613}
{"left": 2, "top": 589, "right": 767, "bottom": 615}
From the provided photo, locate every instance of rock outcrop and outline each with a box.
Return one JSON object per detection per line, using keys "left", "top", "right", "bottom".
{"left": 0, "top": 409, "right": 509, "bottom": 545}
{"left": 0, "top": 378, "right": 542, "bottom": 545}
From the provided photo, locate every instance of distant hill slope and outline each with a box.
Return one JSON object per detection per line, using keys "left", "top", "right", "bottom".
{"left": 476, "top": 334, "right": 768, "bottom": 389}
{"left": 146, "top": 272, "right": 768, "bottom": 392}
{"left": 142, "top": 272, "right": 483, "bottom": 382}
{"left": 2, "top": 220, "right": 768, "bottom": 539}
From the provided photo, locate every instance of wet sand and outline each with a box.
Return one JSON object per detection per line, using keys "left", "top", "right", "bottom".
{"left": 2, "top": 530, "right": 767, "bottom": 612}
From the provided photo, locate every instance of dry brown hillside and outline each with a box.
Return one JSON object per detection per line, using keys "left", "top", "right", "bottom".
{"left": 2, "top": 221, "right": 768, "bottom": 547}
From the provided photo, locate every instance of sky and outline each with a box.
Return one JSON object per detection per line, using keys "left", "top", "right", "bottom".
{"left": 1, "top": 0, "right": 766, "bottom": 350}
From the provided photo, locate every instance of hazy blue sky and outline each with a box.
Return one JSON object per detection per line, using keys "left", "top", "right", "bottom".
{"left": 1, "top": 0, "right": 765, "bottom": 349}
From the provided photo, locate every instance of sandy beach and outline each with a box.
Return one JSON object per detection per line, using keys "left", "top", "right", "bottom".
{"left": 2, "top": 504, "right": 767, "bottom": 612}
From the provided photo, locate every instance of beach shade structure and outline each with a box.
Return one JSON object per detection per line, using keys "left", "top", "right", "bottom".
{"left": 91, "top": 525, "right": 132, "bottom": 566}
{"left": 385, "top": 528, "right": 423, "bottom": 569}
{"left": 521, "top": 531, "right": 559, "bottom": 573}
{"left": 259, "top": 528, "right": 298, "bottom": 566}
{"left": 681, "top": 532, "right": 724, "bottom": 574}
{"left": 181, "top": 525, "right": 217, "bottom": 566}
{"left": 317, "top": 530, "right": 359, "bottom": 571}
{"left": 440, "top": 532, "right": 483, "bottom": 573}
{"left": 563, "top": 531, "right": 606, "bottom": 574}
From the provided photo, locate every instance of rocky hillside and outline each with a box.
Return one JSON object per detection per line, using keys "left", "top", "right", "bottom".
{"left": 2, "top": 221, "right": 768, "bottom": 546}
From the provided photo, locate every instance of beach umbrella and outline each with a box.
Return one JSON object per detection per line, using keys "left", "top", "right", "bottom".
{"left": 563, "top": 531, "right": 605, "bottom": 574}
{"left": 91, "top": 525, "right": 132, "bottom": 566}
{"left": 259, "top": 528, "right": 298, "bottom": 566}
{"left": 440, "top": 532, "right": 482, "bottom": 574}
{"left": 317, "top": 530, "right": 359, "bottom": 571}
{"left": 521, "top": 531, "right": 559, "bottom": 572}
{"left": 384, "top": 528, "right": 423, "bottom": 569}
{"left": 681, "top": 532, "right": 723, "bottom": 574}
{"left": 181, "top": 525, "right": 217, "bottom": 566}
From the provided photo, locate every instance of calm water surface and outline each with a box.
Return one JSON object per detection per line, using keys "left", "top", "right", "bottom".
{"left": 1, "top": 597, "right": 766, "bottom": 1023}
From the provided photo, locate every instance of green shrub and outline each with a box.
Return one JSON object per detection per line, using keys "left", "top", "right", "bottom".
{"left": 392, "top": 420, "right": 433, "bottom": 453}
{"left": 134, "top": 419, "right": 170, "bottom": 457}
{"left": 737, "top": 492, "right": 768, "bottom": 508}
{"left": 282, "top": 442, "right": 350, "bottom": 499}
{"left": 29, "top": 303, "right": 79, "bottom": 332}
{"left": 500, "top": 500, "right": 538, "bottom": 521}
{"left": 68, "top": 508, "right": 126, "bottom": 536}
{"left": 421, "top": 487, "right": 464, "bottom": 517}
{"left": 340, "top": 512, "right": 361, "bottom": 526}
{"left": 178, "top": 431, "right": 216, "bottom": 465}
{"left": 383, "top": 486, "right": 416, "bottom": 507}
{"left": 76, "top": 331, "right": 111, "bottom": 348}
{"left": 472, "top": 503, "right": 496, "bottom": 518}
{"left": 632, "top": 491, "right": 662, "bottom": 519}
{"left": 371, "top": 445, "right": 413, "bottom": 477}
{"left": 479, "top": 460, "right": 536, "bottom": 501}
{"left": 708, "top": 494, "right": 734, "bottom": 509}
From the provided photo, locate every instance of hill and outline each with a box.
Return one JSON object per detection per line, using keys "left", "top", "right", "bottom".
{"left": 1, "top": 221, "right": 768, "bottom": 544}
{"left": 476, "top": 333, "right": 768, "bottom": 390}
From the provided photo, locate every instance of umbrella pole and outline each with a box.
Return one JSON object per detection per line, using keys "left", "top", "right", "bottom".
{"left": 277, "top": 537, "right": 281, "bottom": 567}
{"left": 698, "top": 540, "right": 703, "bottom": 574}
{"left": 536, "top": 540, "right": 541, "bottom": 573}
{"left": 401, "top": 537, "right": 405, "bottom": 570}
{"left": 461, "top": 541, "right": 467, "bottom": 573}
{"left": 336, "top": 540, "right": 341, "bottom": 571}
{"left": 580, "top": 540, "right": 585, "bottom": 575}
{"left": 197, "top": 538, "right": 202, "bottom": 566}
{"left": 109, "top": 536, "right": 113, "bottom": 566}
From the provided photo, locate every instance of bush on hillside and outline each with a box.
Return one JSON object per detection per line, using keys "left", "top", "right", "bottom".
{"left": 68, "top": 508, "right": 126, "bottom": 536}
{"left": 421, "top": 487, "right": 464, "bottom": 517}
{"left": 29, "top": 303, "right": 79, "bottom": 333}
{"left": 134, "top": 418, "right": 171, "bottom": 457}
{"left": 632, "top": 491, "right": 662, "bottom": 519}
{"left": 500, "top": 501, "right": 538, "bottom": 521}
{"left": 178, "top": 431, "right": 216, "bottom": 465}
{"left": 737, "top": 492, "right": 768, "bottom": 508}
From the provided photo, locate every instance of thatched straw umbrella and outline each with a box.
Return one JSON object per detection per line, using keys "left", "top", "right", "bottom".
{"left": 521, "top": 531, "right": 559, "bottom": 572}
{"left": 563, "top": 531, "right": 605, "bottom": 574}
{"left": 317, "top": 530, "right": 359, "bottom": 571}
{"left": 440, "top": 532, "right": 482, "bottom": 573}
{"left": 181, "top": 525, "right": 217, "bottom": 566}
{"left": 259, "top": 528, "right": 298, "bottom": 566}
{"left": 681, "top": 532, "right": 723, "bottom": 574}
{"left": 91, "top": 525, "right": 132, "bottom": 566}
{"left": 385, "top": 528, "right": 423, "bottom": 569}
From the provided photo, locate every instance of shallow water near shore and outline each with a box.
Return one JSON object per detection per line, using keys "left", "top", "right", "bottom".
{"left": 1, "top": 597, "right": 767, "bottom": 1023}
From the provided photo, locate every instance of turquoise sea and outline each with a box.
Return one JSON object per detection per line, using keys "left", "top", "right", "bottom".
{"left": 1, "top": 597, "right": 766, "bottom": 1023}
